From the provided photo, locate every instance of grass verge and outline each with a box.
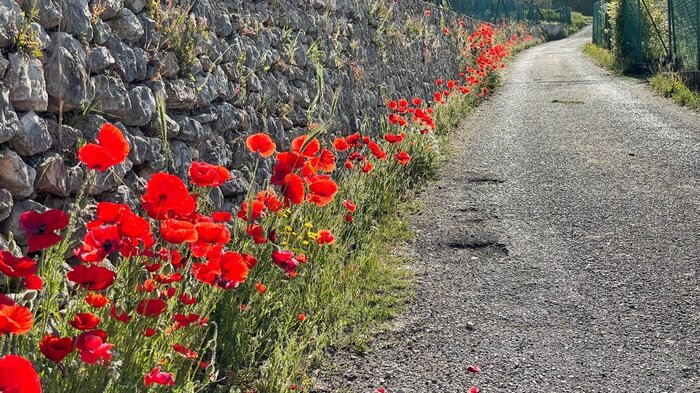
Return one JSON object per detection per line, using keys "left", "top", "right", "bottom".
{"left": 649, "top": 72, "right": 700, "bottom": 111}
{"left": 583, "top": 43, "right": 622, "bottom": 73}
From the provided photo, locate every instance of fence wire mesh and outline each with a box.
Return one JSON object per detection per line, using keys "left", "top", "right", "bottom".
{"left": 440, "top": 0, "right": 543, "bottom": 23}
{"left": 671, "top": 0, "right": 700, "bottom": 69}
{"left": 592, "top": 0, "right": 700, "bottom": 70}
{"left": 593, "top": 1, "right": 604, "bottom": 45}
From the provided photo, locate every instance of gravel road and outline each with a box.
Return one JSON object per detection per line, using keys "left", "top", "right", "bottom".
{"left": 317, "top": 28, "right": 700, "bottom": 392}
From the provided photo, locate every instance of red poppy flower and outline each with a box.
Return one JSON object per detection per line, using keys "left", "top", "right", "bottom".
{"left": 160, "top": 219, "right": 198, "bottom": 244}
{"left": 434, "top": 92, "right": 444, "bottom": 103}
{"left": 0, "top": 251, "right": 37, "bottom": 278}
{"left": 343, "top": 200, "right": 357, "bottom": 212}
{"left": 468, "top": 364, "right": 481, "bottom": 373}
{"left": 394, "top": 151, "right": 411, "bottom": 165}
{"left": 85, "top": 293, "right": 109, "bottom": 308}
{"left": 237, "top": 200, "right": 266, "bottom": 222}
{"left": 75, "top": 225, "right": 121, "bottom": 263}
{"left": 136, "top": 298, "right": 167, "bottom": 318}
{"left": 143, "top": 327, "right": 157, "bottom": 337}
{"left": 384, "top": 132, "right": 405, "bottom": 144}
{"left": 220, "top": 252, "right": 249, "bottom": 285}
{"left": 40, "top": 334, "right": 74, "bottom": 363}
{"left": 75, "top": 329, "right": 113, "bottom": 365}
{"left": 246, "top": 224, "right": 268, "bottom": 244}
{"left": 307, "top": 178, "right": 338, "bottom": 207}
{"left": 0, "top": 294, "right": 13, "bottom": 306}
{"left": 23, "top": 274, "right": 43, "bottom": 290}
{"left": 153, "top": 272, "right": 182, "bottom": 285}
{"left": 144, "top": 367, "right": 175, "bottom": 387}
{"left": 387, "top": 113, "right": 407, "bottom": 127}
{"left": 172, "top": 314, "right": 198, "bottom": 330}
{"left": 246, "top": 133, "right": 276, "bottom": 157}
{"left": 291, "top": 135, "right": 321, "bottom": 158}
{"left": 0, "top": 355, "right": 41, "bottom": 393}
{"left": 315, "top": 148, "right": 336, "bottom": 172}
{"left": 173, "top": 343, "right": 198, "bottom": 359}
{"left": 242, "top": 253, "right": 257, "bottom": 268}
{"left": 178, "top": 293, "right": 197, "bottom": 306}
{"left": 271, "top": 250, "right": 300, "bottom": 275}
{"left": 189, "top": 161, "right": 230, "bottom": 187}
{"left": 257, "top": 190, "right": 284, "bottom": 212}
{"left": 333, "top": 137, "right": 350, "bottom": 151}
{"left": 424, "top": 9, "right": 431, "bottom": 16}
{"left": 211, "top": 211, "right": 232, "bottom": 222}
{"left": 0, "top": 304, "right": 33, "bottom": 335}
{"left": 282, "top": 173, "right": 305, "bottom": 205}
{"left": 78, "top": 122, "right": 130, "bottom": 171}
{"left": 70, "top": 312, "right": 100, "bottom": 330}
{"left": 256, "top": 282, "right": 267, "bottom": 294}
{"left": 19, "top": 209, "right": 69, "bottom": 252}
{"left": 345, "top": 214, "right": 353, "bottom": 222}
{"left": 118, "top": 210, "right": 152, "bottom": 240}
{"left": 412, "top": 97, "right": 422, "bottom": 106}
{"left": 469, "top": 387, "right": 480, "bottom": 393}
{"left": 297, "top": 313, "right": 306, "bottom": 322}
{"left": 361, "top": 162, "right": 374, "bottom": 173}
{"left": 387, "top": 100, "right": 398, "bottom": 111}
{"left": 110, "top": 305, "right": 131, "bottom": 323}
{"left": 317, "top": 229, "right": 335, "bottom": 245}
{"left": 142, "top": 173, "right": 196, "bottom": 220}
{"left": 67, "top": 265, "right": 117, "bottom": 291}
{"left": 368, "top": 141, "right": 387, "bottom": 160}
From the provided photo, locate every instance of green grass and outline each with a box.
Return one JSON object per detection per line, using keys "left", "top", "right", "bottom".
{"left": 583, "top": 43, "right": 622, "bottom": 73}
{"left": 540, "top": 9, "right": 591, "bottom": 35}
{"left": 569, "top": 12, "right": 592, "bottom": 34}
{"left": 649, "top": 72, "right": 700, "bottom": 111}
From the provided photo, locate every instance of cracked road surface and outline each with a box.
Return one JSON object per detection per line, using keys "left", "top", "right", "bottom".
{"left": 319, "top": 28, "right": 700, "bottom": 392}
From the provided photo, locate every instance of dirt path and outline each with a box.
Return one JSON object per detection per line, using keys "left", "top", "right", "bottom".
{"left": 318, "top": 28, "right": 700, "bottom": 392}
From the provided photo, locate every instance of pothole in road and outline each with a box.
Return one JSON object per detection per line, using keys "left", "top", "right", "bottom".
{"left": 466, "top": 177, "right": 504, "bottom": 184}
{"left": 447, "top": 240, "right": 509, "bottom": 255}
{"left": 551, "top": 99, "right": 584, "bottom": 105}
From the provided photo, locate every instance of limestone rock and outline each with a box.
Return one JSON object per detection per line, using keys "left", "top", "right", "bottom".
{"left": 107, "top": 8, "right": 144, "bottom": 42}
{"left": 5, "top": 53, "right": 48, "bottom": 112}
{"left": 0, "top": 88, "right": 20, "bottom": 144}
{"left": 123, "top": 86, "right": 156, "bottom": 126}
{"left": 22, "top": 0, "right": 61, "bottom": 29}
{"left": 92, "top": 0, "right": 123, "bottom": 20}
{"left": 87, "top": 46, "right": 116, "bottom": 74}
{"left": 0, "top": 0, "right": 23, "bottom": 48}
{"left": 0, "top": 150, "right": 37, "bottom": 198}
{"left": 34, "top": 154, "right": 68, "bottom": 196}
{"left": 59, "top": 0, "right": 93, "bottom": 42}
{"left": 90, "top": 74, "right": 130, "bottom": 118}
{"left": 45, "top": 33, "right": 89, "bottom": 112}
{"left": 0, "top": 189, "right": 12, "bottom": 221}
{"left": 90, "top": 159, "right": 132, "bottom": 195}
{"left": 10, "top": 111, "right": 52, "bottom": 156}
{"left": 164, "top": 79, "right": 198, "bottom": 110}
{"left": 104, "top": 35, "right": 147, "bottom": 82}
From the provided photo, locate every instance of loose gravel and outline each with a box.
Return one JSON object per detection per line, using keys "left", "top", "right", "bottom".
{"left": 316, "top": 28, "right": 700, "bottom": 393}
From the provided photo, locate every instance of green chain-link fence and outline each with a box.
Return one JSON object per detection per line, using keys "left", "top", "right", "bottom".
{"left": 670, "top": 0, "right": 700, "bottom": 70}
{"left": 438, "top": 0, "right": 543, "bottom": 23}
{"left": 592, "top": 0, "right": 700, "bottom": 70}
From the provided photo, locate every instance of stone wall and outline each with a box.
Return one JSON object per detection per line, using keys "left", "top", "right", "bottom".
{"left": 0, "top": 0, "right": 473, "bottom": 245}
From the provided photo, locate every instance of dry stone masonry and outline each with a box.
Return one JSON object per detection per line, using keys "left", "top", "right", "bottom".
{"left": 0, "top": 0, "right": 470, "bottom": 247}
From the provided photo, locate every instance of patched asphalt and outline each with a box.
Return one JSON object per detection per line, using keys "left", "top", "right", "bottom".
{"left": 317, "top": 28, "right": 700, "bottom": 392}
